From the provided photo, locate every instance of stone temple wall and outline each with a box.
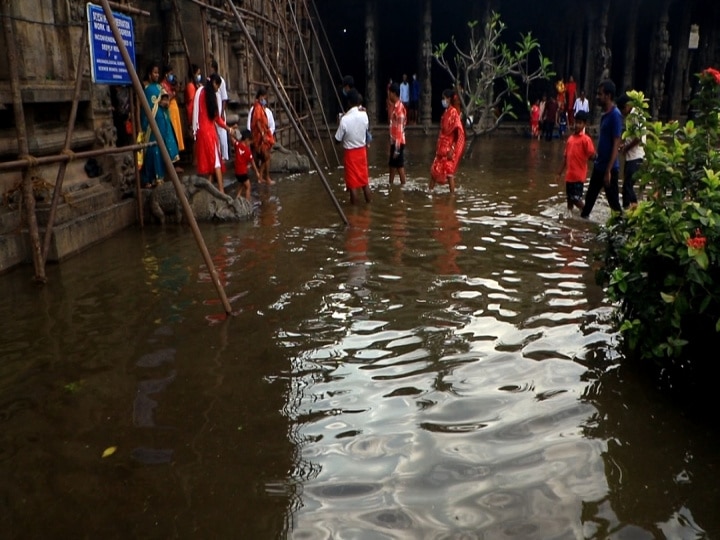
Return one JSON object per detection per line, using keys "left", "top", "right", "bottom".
{"left": 0, "top": 0, "right": 318, "bottom": 274}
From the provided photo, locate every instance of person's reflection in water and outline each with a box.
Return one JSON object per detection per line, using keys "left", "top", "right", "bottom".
{"left": 432, "top": 195, "right": 462, "bottom": 275}
{"left": 389, "top": 190, "right": 408, "bottom": 268}
{"left": 344, "top": 207, "right": 372, "bottom": 295}
{"left": 527, "top": 137, "right": 541, "bottom": 187}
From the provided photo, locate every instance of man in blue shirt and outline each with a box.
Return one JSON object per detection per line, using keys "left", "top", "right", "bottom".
{"left": 581, "top": 79, "right": 623, "bottom": 218}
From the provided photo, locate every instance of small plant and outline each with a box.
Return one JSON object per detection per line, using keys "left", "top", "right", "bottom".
{"left": 433, "top": 11, "right": 553, "bottom": 152}
{"left": 599, "top": 68, "right": 720, "bottom": 366}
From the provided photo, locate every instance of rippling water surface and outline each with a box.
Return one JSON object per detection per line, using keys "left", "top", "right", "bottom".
{"left": 1, "top": 137, "right": 718, "bottom": 538}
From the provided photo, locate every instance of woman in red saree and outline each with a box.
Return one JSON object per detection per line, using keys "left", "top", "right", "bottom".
{"left": 250, "top": 87, "right": 276, "bottom": 185}
{"left": 430, "top": 88, "right": 465, "bottom": 193}
{"left": 192, "top": 73, "right": 231, "bottom": 194}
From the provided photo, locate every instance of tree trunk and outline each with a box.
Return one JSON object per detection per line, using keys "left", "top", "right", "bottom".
{"left": 420, "top": 0, "right": 432, "bottom": 128}
{"left": 647, "top": 0, "right": 672, "bottom": 120}
{"left": 621, "top": 0, "right": 641, "bottom": 92}
{"left": 364, "top": 0, "right": 377, "bottom": 122}
{"left": 668, "top": 0, "right": 694, "bottom": 119}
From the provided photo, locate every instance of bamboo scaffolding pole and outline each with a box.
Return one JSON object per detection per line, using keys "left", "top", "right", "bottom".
{"left": 2, "top": 0, "right": 46, "bottom": 282}
{"left": 309, "top": 0, "right": 343, "bottom": 82}
{"left": 285, "top": 0, "right": 341, "bottom": 166}
{"left": 187, "top": 0, "right": 277, "bottom": 27}
{"left": 223, "top": 0, "right": 348, "bottom": 226}
{"left": 98, "top": 0, "right": 233, "bottom": 314}
{"left": 305, "top": 0, "right": 345, "bottom": 114}
{"left": 130, "top": 91, "right": 144, "bottom": 228}
{"left": 170, "top": 0, "right": 193, "bottom": 72}
{"left": 41, "top": 22, "right": 88, "bottom": 266}
{"left": 269, "top": 0, "right": 330, "bottom": 169}
{"left": 107, "top": 1, "right": 149, "bottom": 17}
{"left": 0, "top": 142, "right": 157, "bottom": 172}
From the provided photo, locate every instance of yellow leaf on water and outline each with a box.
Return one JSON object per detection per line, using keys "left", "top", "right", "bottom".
{"left": 102, "top": 446, "right": 117, "bottom": 458}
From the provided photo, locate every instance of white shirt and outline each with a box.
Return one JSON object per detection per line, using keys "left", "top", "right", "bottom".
{"left": 216, "top": 75, "right": 229, "bottom": 159}
{"left": 574, "top": 97, "right": 590, "bottom": 114}
{"left": 399, "top": 81, "right": 410, "bottom": 103}
{"left": 217, "top": 75, "right": 228, "bottom": 114}
{"left": 335, "top": 106, "right": 369, "bottom": 149}
{"left": 624, "top": 107, "right": 646, "bottom": 161}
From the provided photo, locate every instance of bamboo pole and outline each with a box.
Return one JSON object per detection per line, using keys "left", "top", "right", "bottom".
{"left": 285, "top": 0, "right": 341, "bottom": 166}
{"left": 0, "top": 142, "right": 157, "bottom": 172}
{"left": 107, "top": 1, "right": 149, "bottom": 17}
{"left": 309, "top": 0, "right": 343, "bottom": 82}
{"left": 170, "top": 0, "right": 193, "bottom": 72}
{"left": 41, "top": 22, "right": 89, "bottom": 266}
{"left": 269, "top": 0, "right": 330, "bottom": 169}
{"left": 2, "top": 0, "right": 46, "bottom": 283}
{"left": 130, "top": 91, "right": 144, "bottom": 228}
{"left": 305, "top": 0, "right": 345, "bottom": 114}
{"left": 223, "top": 0, "right": 348, "bottom": 226}
{"left": 98, "top": 0, "right": 233, "bottom": 314}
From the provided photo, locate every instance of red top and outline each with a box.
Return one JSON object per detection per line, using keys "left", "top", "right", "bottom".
{"left": 185, "top": 82, "right": 198, "bottom": 124}
{"left": 194, "top": 87, "right": 228, "bottom": 176}
{"left": 250, "top": 101, "right": 275, "bottom": 156}
{"left": 233, "top": 140, "right": 254, "bottom": 175}
{"left": 564, "top": 131, "right": 595, "bottom": 182}
{"left": 389, "top": 99, "right": 406, "bottom": 146}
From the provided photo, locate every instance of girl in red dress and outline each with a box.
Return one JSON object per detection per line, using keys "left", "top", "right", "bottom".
{"left": 192, "top": 73, "right": 231, "bottom": 194}
{"left": 430, "top": 88, "right": 465, "bottom": 193}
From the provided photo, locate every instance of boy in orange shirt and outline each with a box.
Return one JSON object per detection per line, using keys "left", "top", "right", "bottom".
{"left": 231, "top": 129, "right": 261, "bottom": 201}
{"left": 556, "top": 111, "right": 595, "bottom": 215}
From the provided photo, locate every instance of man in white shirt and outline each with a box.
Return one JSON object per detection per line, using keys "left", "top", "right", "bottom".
{"left": 399, "top": 73, "right": 410, "bottom": 112}
{"left": 209, "top": 59, "right": 229, "bottom": 161}
{"left": 617, "top": 93, "right": 645, "bottom": 209}
{"left": 335, "top": 89, "right": 371, "bottom": 204}
{"left": 573, "top": 90, "right": 590, "bottom": 118}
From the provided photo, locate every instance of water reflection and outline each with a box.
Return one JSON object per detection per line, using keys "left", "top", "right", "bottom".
{"left": 1, "top": 137, "right": 718, "bottom": 538}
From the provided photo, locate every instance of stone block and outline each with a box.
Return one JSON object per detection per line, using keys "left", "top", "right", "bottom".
{"left": 41, "top": 199, "right": 137, "bottom": 262}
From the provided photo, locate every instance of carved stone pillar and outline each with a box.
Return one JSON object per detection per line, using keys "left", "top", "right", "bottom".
{"left": 231, "top": 35, "right": 248, "bottom": 105}
{"left": 668, "top": 1, "right": 694, "bottom": 119}
{"left": 648, "top": 0, "right": 672, "bottom": 120}
{"left": 621, "top": 0, "right": 641, "bottom": 92}
{"left": 571, "top": 27, "right": 584, "bottom": 88}
{"left": 582, "top": 5, "right": 599, "bottom": 108}
{"left": 420, "top": 0, "right": 432, "bottom": 127}
{"left": 364, "top": 0, "right": 377, "bottom": 123}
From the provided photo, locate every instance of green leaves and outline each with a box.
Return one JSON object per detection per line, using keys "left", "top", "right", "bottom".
{"left": 600, "top": 73, "right": 720, "bottom": 363}
{"left": 432, "top": 10, "right": 552, "bottom": 138}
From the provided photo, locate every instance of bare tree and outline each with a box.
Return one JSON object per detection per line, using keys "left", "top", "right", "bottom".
{"left": 434, "top": 12, "right": 554, "bottom": 153}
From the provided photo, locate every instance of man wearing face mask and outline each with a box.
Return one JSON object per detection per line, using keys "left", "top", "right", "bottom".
{"left": 161, "top": 65, "right": 185, "bottom": 155}
{"left": 249, "top": 87, "right": 276, "bottom": 185}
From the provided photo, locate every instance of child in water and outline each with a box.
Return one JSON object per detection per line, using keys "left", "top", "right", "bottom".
{"left": 555, "top": 111, "right": 595, "bottom": 215}
{"left": 558, "top": 105, "right": 568, "bottom": 138}
{"left": 231, "top": 128, "right": 261, "bottom": 201}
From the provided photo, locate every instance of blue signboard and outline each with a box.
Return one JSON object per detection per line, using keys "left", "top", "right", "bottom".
{"left": 86, "top": 3, "right": 136, "bottom": 85}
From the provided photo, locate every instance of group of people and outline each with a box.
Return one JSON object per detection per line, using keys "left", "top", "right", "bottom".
{"left": 530, "top": 77, "right": 591, "bottom": 142}
{"left": 335, "top": 75, "right": 465, "bottom": 203}
{"left": 556, "top": 78, "right": 644, "bottom": 218}
{"left": 385, "top": 73, "right": 421, "bottom": 125}
{"left": 139, "top": 55, "right": 275, "bottom": 200}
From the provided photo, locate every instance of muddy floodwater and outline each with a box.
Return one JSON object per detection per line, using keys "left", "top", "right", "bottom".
{"left": 2, "top": 135, "right": 719, "bottom": 539}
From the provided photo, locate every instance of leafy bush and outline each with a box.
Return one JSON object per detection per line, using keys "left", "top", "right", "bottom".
{"left": 599, "top": 68, "right": 720, "bottom": 365}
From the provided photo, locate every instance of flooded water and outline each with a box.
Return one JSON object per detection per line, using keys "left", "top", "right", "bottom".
{"left": 2, "top": 135, "right": 719, "bottom": 539}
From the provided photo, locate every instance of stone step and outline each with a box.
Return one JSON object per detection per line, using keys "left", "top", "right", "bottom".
{"left": 0, "top": 197, "right": 137, "bottom": 272}
{"left": 34, "top": 184, "right": 121, "bottom": 227}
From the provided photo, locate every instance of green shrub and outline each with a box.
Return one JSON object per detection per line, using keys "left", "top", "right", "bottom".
{"left": 599, "top": 68, "right": 720, "bottom": 364}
